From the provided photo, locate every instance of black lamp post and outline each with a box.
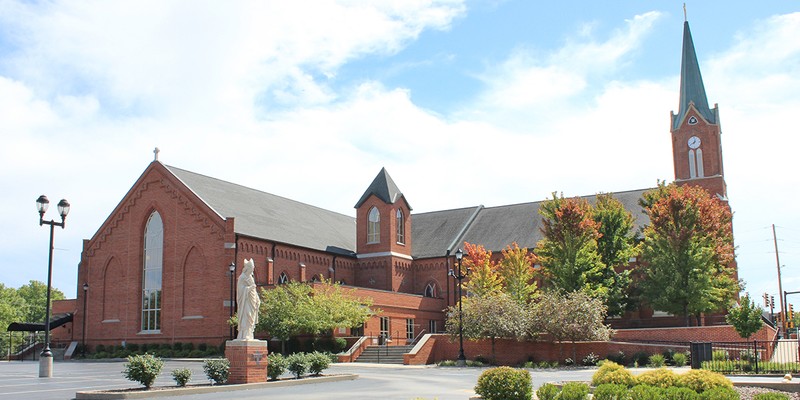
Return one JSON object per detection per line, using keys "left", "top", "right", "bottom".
{"left": 82, "top": 282, "right": 88, "bottom": 358}
{"left": 448, "top": 248, "right": 469, "bottom": 366}
{"left": 229, "top": 262, "right": 236, "bottom": 339}
{"left": 36, "top": 195, "right": 70, "bottom": 378}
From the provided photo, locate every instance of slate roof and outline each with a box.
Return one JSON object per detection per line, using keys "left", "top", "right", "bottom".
{"left": 164, "top": 164, "right": 652, "bottom": 260}
{"left": 354, "top": 167, "right": 411, "bottom": 209}
{"left": 412, "top": 188, "right": 652, "bottom": 259}
{"left": 166, "top": 165, "right": 357, "bottom": 256}
{"left": 673, "top": 21, "right": 716, "bottom": 130}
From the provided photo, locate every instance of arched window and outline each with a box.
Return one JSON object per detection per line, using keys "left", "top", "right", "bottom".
{"left": 278, "top": 272, "right": 289, "bottom": 285}
{"left": 142, "top": 211, "right": 163, "bottom": 332}
{"left": 367, "top": 207, "right": 380, "bottom": 243}
{"left": 688, "top": 149, "right": 704, "bottom": 179}
{"left": 424, "top": 282, "right": 437, "bottom": 298}
{"left": 396, "top": 209, "right": 405, "bottom": 245}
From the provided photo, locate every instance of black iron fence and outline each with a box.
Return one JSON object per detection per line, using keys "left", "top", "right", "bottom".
{"left": 691, "top": 338, "right": 800, "bottom": 374}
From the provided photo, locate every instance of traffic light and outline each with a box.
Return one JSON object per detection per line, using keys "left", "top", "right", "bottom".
{"left": 771, "top": 295, "right": 775, "bottom": 309}
{"left": 764, "top": 292, "right": 769, "bottom": 307}
{"left": 790, "top": 303, "right": 795, "bottom": 321}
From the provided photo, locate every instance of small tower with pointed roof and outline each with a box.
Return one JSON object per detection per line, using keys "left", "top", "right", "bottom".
{"left": 354, "top": 168, "right": 413, "bottom": 291}
{"left": 670, "top": 18, "right": 727, "bottom": 199}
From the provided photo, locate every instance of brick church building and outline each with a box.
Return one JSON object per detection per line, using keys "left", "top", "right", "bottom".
{"left": 66, "top": 19, "right": 734, "bottom": 350}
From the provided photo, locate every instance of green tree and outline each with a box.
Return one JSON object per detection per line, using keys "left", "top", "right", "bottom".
{"left": 445, "top": 292, "right": 528, "bottom": 364}
{"left": 257, "top": 280, "right": 375, "bottom": 353}
{"left": 639, "top": 183, "right": 739, "bottom": 326}
{"left": 17, "top": 280, "right": 65, "bottom": 323}
{"left": 497, "top": 243, "right": 538, "bottom": 305}
{"left": 535, "top": 193, "right": 606, "bottom": 299}
{"left": 0, "top": 284, "right": 26, "bottom": 353}
{"left": 529, "top": 290, "right": 613, "bottom": 362}
{"left": 462, "top": 242, "right": 502, "bottom": 298}
{"left": 593, "top": 193, "right": 639, "bottom": 316}
{"left": 726, "top": 293, "right": 764, "bottom": 339}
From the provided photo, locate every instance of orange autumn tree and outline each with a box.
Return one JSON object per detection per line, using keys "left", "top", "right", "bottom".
{"left": 499, "top": 242, "right": 539, "bottom": 305}
{"left": 462, "top": 242, "right": 502, "bottom": 298}
{"left": 639, "top": 182, "right": 739, "bottom": 326}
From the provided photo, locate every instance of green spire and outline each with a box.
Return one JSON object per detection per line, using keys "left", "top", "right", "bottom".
{"left": 673, "top": 21, "right": 715, "bottom": 130}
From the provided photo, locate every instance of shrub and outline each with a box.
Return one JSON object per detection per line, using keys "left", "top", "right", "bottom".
{"left": 202, "top": 358, "right": 229, "bottom": 384}
{"left": 673, "top": 352, "right": 688, "bottom": 367}
{"left": 564, "top": 357, "right": 575, "bottom": 366}
{"left": 629, "top": 384, "right": 666, "bottom": 400}
{"left": 712, "top": 349, "right": 729, "bottom": 361}
{"left": 466, "top": 360, "right": 485, "bottom": 367}
{"left": 287, "top": 353, "right": 310, "bottom": 379}
{"left": 172, "top": 342, "right": 184, "bottom": 351}
{"left": 536, "top": 383, "right": 559, "bottom": 400}
{"left": 438, "top": 360, "right": 456, "bottom": 366}
{"left": 95, "top": 344, "right": 106, "bottom": 353}
{"left": 637, "top": 368, "right": 678, "bottom": 388}
{"left": 332, "top": 337, "right": 347, "bottom": 353}
{"left": 582, "top": 352, "right": 600, "bottom": 366}
{"left": 474, "top": 366, "right": 532, "bottom": 400}
{"left": 122, "top": 354, "right": 164, "bottom": 388}
{"left": 198, "top": 343, "right": 208, "bottom": 351}
{"left": 662, "top": 349, "right": 675, "bottom": 364}
{"left": 171, "top": 368, "right": 192, "bottom": 387}
{"left": 558, "top": 382, "right": 590, "bottom": 400}
{"left": 94, "top": 351, "right": 110, "bottom": 359}
{"left": 267, "top": 353, "right": 287, "bottom": 380}
{"left": 649, "top": 354, "right": 666, "bottom": 367}
{"left": 188, "top": 350, "right": 205, "bottom": 358}
{"left": 698, "top": 386, "right": 739, "bottom": 400}
{"left": 753, "top": 394, "right": 790, "bottom": 400}
{"left": 592, "top": 361, "right": 635, "bottom": 387}
{"left": 739, "top": 349, "right": 756, "bottom": 361}
{"left": 677, "top": 369, "right": 732, "bottom": 393}
{"left": 127, "top": 343, "right": 140, "bottom": 352}
{"left": 607, "top": 350, "right": 626, "bottom": 366}
{"left": 593, "top": 383, "right": 629, "bottom": 400}
{"left": 664, "top": 386, "right": 699, "bottom": 400}
{"left": 308, "top": 351, "right": 331, "bottom": 376}
{"left": 160, "top": 343, "right": 172, "bottom": 350}
{"left": 633, "top": 351, "right": 650, "bottom": 367}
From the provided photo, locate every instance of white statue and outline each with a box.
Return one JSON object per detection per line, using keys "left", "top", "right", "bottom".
{"left": 236, "top": 258, "right": 261, "bottom": 340}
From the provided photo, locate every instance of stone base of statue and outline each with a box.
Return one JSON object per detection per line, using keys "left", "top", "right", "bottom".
{"left": 225, "top": 339, "right": 268, "bottom": 384}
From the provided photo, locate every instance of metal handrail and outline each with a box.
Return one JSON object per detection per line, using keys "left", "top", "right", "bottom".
{"left": 408, "top": 329, "right": 427, "bottom": 345}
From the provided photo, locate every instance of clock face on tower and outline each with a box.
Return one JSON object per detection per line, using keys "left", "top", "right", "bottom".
{"left": 687, "top": 136, "right": 701, "bottom": 149}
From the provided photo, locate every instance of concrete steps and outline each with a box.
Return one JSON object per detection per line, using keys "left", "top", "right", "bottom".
{"left": 354, "top": 345, "right": 413, "bottom": 364}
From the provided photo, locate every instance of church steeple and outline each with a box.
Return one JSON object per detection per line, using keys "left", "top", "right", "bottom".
{"left": 670, "top": 18, "right": 727, "bottom": 199}
{"left": 672, "top": 21, "right": 716, "bottom": 130}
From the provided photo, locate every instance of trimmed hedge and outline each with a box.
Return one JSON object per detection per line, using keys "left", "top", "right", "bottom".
{"left": 474, "top": 367, "right": 532, "bottom": 400}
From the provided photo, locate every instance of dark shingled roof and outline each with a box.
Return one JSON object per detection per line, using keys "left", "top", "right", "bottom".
{"left": 673, "top": 20, "right": 716, "bottom": 130}
{"left": 164, "top": 164, "right": 652, "bottom": 260}
{"left": 166, "top": 165, "right": 357, "bottom": 255}
{"left": 413, "top": 188, "right": 652, "bottom": 258}
{"left": 354, "top": 167, "right": 411, "bottom": 210}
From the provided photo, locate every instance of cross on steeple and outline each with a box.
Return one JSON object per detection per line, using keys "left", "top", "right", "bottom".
{"left": 153, "top": 147, "right": 160, "bottom": 161}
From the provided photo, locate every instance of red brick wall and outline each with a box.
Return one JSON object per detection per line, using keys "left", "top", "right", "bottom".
{"left": 80, "top": 162, "right": 233, "bottom": 348}
{"left": 672, "top": 107, "right": 726, "bottom": 196}
{"left": 407, "top": 334, "right": 691, "bottom": 366}
{"left": 612, "top": 324, "right": 777, "bottom": 343}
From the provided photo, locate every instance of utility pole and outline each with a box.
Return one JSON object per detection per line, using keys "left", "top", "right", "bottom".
{"left": 773, "top": 224, "right": 786, "bottom": 336}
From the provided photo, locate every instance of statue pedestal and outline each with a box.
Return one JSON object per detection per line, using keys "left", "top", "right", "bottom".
{"left": 225, "top": 339, "right": 268, "bottom": 384}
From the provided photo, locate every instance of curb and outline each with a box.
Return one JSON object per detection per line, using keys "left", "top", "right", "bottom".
{"left": 75, "top": 374, "right": 359, "bottom": 399}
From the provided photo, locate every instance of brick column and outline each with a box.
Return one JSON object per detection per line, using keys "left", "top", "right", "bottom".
{"left": 225, "top": 340, "right": 268, "bottom": 384}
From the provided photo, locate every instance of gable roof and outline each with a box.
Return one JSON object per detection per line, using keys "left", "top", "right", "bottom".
{"left": 411, "top": 188, "right": 652, "bottom": 259}
{"left": 673, "top": 20, "right": 716, "bottom": 130}
{"left": 161, "top": 163, "right": 651, "bottom": 260}
{"left": 165, "top": 165, "right": 356, "bottom": 255}
{"left": 354, "top": 167, "right": 411, "bottom": 210}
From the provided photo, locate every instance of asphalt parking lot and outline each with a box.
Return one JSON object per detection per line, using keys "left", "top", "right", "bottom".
{"left": 0, "top": 360, "right": 789, "bottom": 400}
{"left": 0, "top": 360, "right": 598, "bottom": 400}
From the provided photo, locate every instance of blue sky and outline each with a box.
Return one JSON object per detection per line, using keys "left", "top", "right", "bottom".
{"left": 0, "top": 1, "right": 798, "bottom": 313}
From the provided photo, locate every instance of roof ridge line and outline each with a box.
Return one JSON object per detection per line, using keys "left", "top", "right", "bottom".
{"left": 445, "top": 205, "right": 484, "bottom": 254}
